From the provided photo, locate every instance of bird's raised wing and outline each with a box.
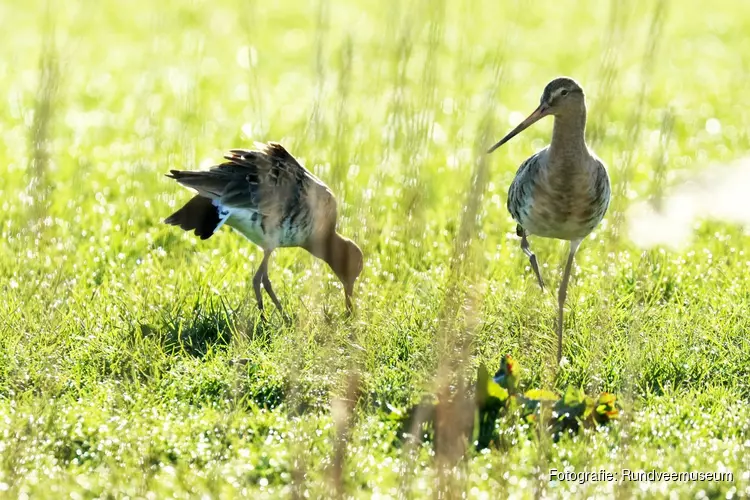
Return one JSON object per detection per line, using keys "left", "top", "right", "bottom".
{"left": 167, "top": 142, "right": 335, "bottom": 223}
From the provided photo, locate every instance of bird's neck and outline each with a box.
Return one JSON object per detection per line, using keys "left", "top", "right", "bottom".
{"left": 549, "top": 106, "right": 588, "bottom": 160}
{"left": 305, "top": 229, "right": 343, "bottom": 270}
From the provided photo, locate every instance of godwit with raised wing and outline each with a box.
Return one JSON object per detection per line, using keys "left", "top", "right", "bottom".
{"left": 165, "top": 142, "right": 363, "bottom": 316}
{"left": 487, "top": 77, "right": 611, "bottom": 362}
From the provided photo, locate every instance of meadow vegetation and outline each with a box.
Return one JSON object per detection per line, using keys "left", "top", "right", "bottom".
{"left": 1, "top": 0, "right": 749, "bottom": 497}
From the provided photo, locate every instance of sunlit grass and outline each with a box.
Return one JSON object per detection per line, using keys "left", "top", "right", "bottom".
{"left": 1, "top": 0, "right": 750, "bottom": 497}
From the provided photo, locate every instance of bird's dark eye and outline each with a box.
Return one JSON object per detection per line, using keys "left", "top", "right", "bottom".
{"left": 560, "top": 89, "right": 569, "bottom": 96}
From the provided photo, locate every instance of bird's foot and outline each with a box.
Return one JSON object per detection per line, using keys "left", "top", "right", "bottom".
{"left": 528, "top": 254, "right": 545, "bottom": 290}
{"left": 279, "top": 310, "right": 292, "bottom": 325}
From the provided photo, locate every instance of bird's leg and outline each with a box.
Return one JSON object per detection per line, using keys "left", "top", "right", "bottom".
{"left": 519, "top": 228, "right": 545, "bottom": 290}
{"left": 258, "top": 250, "right": 289, "bottom": 322}
{"left": 556, "top": 239, "right": 582, "bottom": 363}
{"left": 252, "top": 251, "right": 277, "bottom": 320}
{"left": 262, "top": 274, "right": 283, "bottom": 313}
{"left": 252, "top": 264, "right": 265, "bottom": 318}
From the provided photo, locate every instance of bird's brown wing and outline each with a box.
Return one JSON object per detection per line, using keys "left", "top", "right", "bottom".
{"left": 506, "top": 149, "right": 545, "bottom": 227}
{"left": 222, "top": 143, "right": 336, "bottom": 225}
{"left": 587, "top": 157, "right": 611, "bottom": 225}
{"left": 167, "top": 142, "right": 336, "bottom": 233}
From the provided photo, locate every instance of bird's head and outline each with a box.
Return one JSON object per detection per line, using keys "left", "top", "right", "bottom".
{"left": 326, "top": 235, "right": 364, "bottom": 313}
{"left": 487, "top": 77, "right": 585, "bottom": 153}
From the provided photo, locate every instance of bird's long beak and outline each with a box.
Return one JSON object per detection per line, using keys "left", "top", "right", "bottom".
{"left": 487, "top": 103, "right": 550, "bottom": 154}
{"left": 344, "top": 285, "right": 354, "bottom": 314}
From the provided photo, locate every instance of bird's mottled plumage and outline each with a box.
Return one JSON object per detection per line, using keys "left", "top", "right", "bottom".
{"left": 507, "top": 148, "right": 610, "bottom": 240}
{"left": 488, "top": 77, "right": 611, "bottom": 362}
{"left": 166, "top": 143, "right": 336, "bottom": 248}
{"left": 165, "top": 142, "right": 363, "bottom": 315}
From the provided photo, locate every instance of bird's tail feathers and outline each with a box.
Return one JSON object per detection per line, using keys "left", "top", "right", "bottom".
{"left": 164, "top": 195, "right": 224, "bottom": 240}
{"left": 166, "top": 170, "right": 227, "bottom": 199}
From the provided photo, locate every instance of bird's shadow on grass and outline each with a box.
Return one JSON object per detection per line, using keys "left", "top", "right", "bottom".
{"left": 141, "top": 297, "right": 278, "bottom": 358}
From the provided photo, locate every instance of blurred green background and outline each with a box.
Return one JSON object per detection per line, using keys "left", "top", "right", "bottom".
{"left": 1, "top": 0, "right": 749, "bottom": 497}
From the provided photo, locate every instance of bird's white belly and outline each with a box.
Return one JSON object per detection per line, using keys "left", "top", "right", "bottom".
{"left": 225, "top": 208, "right": 271, "bottom": 248}
{"left": 223, "top": 206, "right": 311, "bottom": 250}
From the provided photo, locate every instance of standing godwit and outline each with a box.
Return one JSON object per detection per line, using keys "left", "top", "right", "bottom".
{"left": 164, "top": 142, "right": 364, "bottom": 316}
{"left": 487, "top": 77, "right": 611, "bottom": 362}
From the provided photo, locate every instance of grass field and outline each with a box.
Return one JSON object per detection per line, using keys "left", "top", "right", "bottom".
{"left": 2, "top": 0, "right": 750, "bottom": 497}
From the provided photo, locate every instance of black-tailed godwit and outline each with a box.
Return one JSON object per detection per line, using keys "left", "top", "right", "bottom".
{"left": 488, "top": 77, "right": 611, "bottom": 362}
{"left": 165, "top": 142, "right": 363, "bottom": 316}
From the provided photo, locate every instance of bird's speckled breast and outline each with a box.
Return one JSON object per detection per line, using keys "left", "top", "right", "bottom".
{"left": 509, "top": 151, "right": 610, "bottom": 240}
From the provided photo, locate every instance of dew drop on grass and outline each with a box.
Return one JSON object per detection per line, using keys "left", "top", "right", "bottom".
{"left": 705, "top": 118, "right": 721, "bottom": 135}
